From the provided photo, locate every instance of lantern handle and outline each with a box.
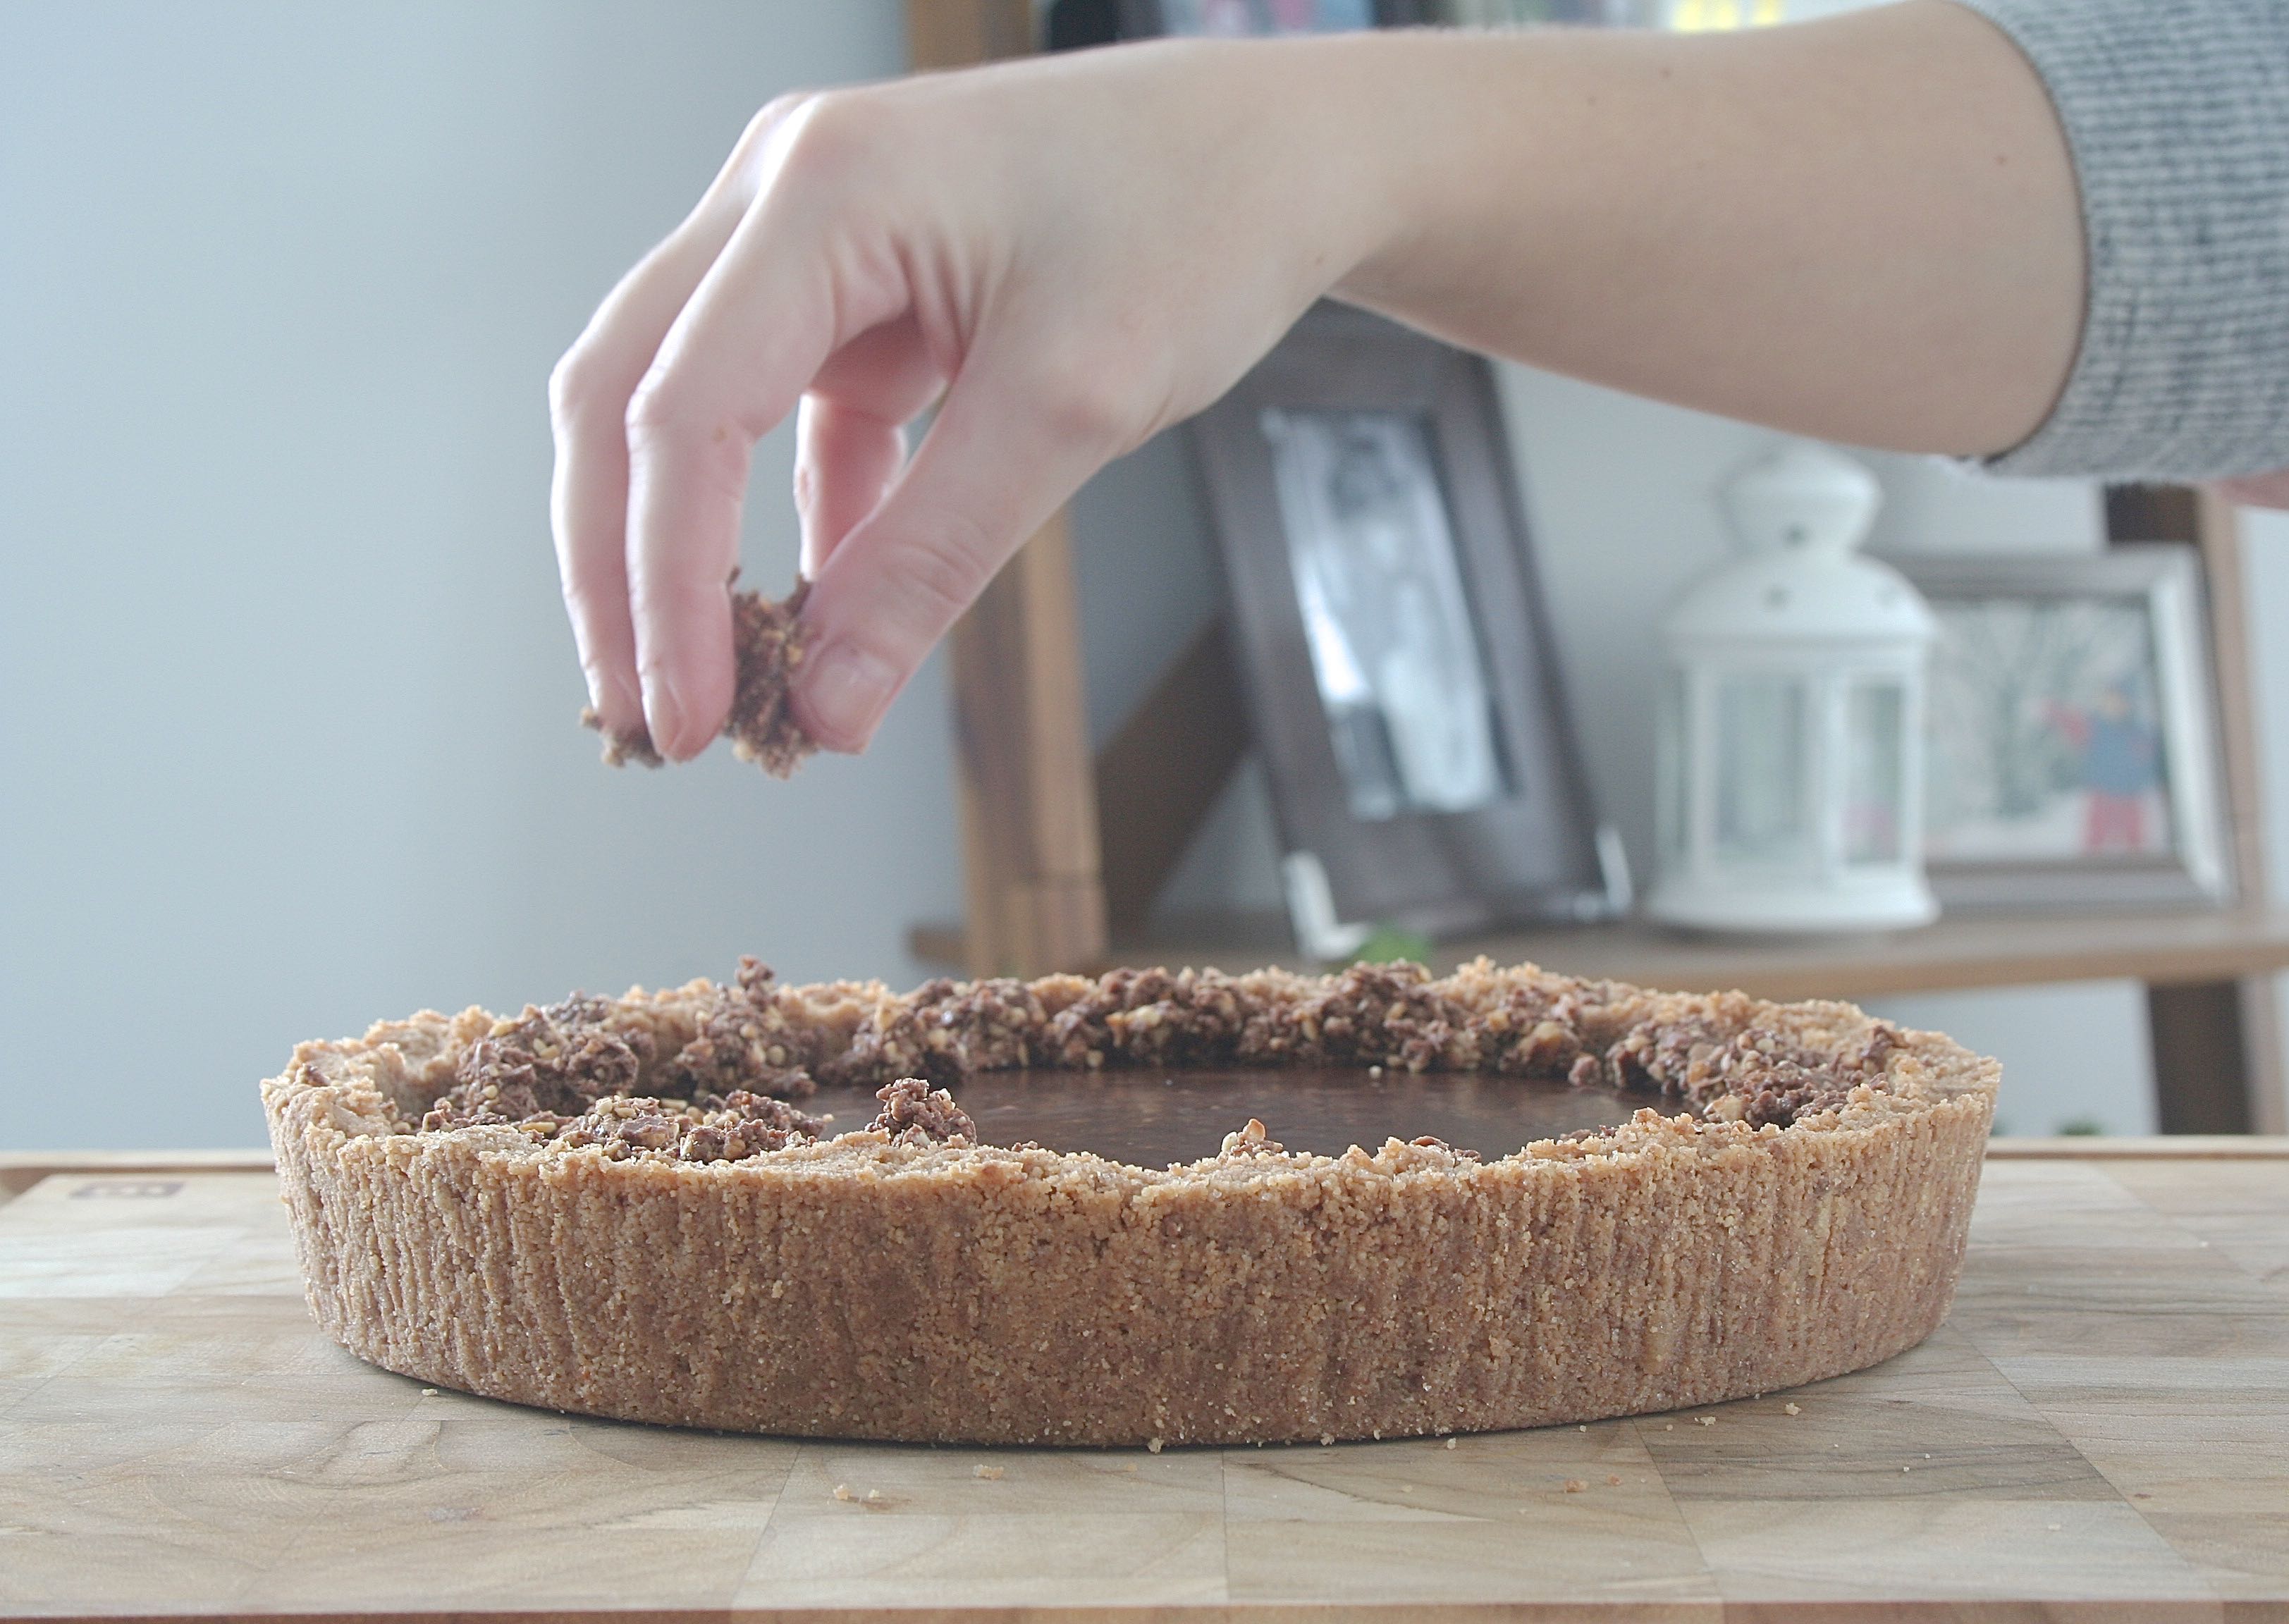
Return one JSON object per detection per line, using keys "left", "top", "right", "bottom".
{"left": 1723, "top": 443, "right": 1882, "bottom": 560}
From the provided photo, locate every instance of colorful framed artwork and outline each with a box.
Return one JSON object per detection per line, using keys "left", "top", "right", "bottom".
{"left": 1898, "top": 546, "right": 2232, "bottom": 910}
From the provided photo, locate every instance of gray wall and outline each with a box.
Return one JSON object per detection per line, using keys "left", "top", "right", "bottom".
{"left": 1, "top": 1, "right": 957, "bottom": 1150}
{"left": 6, "top": 2, "right": 2280, "bottom": 1150}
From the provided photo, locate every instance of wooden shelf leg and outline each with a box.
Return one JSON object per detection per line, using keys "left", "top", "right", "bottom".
{"left": 2111, "top": 486, "right": 2285, "bottom": 1133}
{"left": 949, "top": 509, "right": 1109, "bottom": 978}
{"left": 2237, "top": 972, "right": 2289, "bottom": 1136}
{"left": 2146, "top": 976, "right": 2284, "bottom": 1133}
{"left": 907, "top": 0, "right": 1109, "bottom": 980}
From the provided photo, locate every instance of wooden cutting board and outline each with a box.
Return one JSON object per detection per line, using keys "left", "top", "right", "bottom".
{"left": 1, "top": 1144, "right": 2283, "bottom": 1621}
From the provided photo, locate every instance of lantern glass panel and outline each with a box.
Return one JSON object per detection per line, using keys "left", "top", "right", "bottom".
{"left": 1715, "top": 673, "right": 1808, "bottom": 864}
{"left": 1845, "top": 679, "right": 1906, "bottom": 864}
{"left": 1658, "top": 665, "right": 1688, "bottom": 862}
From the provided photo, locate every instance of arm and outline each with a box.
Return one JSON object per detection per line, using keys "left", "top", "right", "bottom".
{"left": 1337, "top": 1, "right": 2082, "bottom": 460}
{"left": 551, "top": 2, "right": 2083, "bottom": 761}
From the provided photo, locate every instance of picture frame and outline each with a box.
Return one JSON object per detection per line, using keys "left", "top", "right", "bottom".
{"left": 1115, "top": 0, "right": 1432, "bottom": 35}
{"left": 1048, "top": 0, "right": 1669, "bottom": 53}
{"left": 1897, "top": 546, "right": 2233, "bottom": 911}
{"left": 1190, "top": 302, "right": 1626, "bottom": 953}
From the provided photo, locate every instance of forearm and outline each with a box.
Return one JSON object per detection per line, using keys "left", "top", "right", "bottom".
{"left": 552, "top": 4, "right": 2094, "bottom": 761}
{"left": 1323, "top": 1, "right": 2083, "bottom": 457}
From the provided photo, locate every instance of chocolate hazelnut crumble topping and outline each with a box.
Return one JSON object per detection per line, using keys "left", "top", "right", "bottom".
{"left": 422, "top": 959, "right": 828, "bottom": 1152}
{"left": 580, "top": 580, "right": 817, "bottom": 777}
{"left": 422, "top": 995, "right": 652, "bottom": 1128}
{"left": 662, "top": 956, "right": 821, "bottom": 1101}
{"left": 411, "top": 956, "right": 1914, "bottom": 1159}
{"left": 553, "top": 1088, "right": 828, "bottom": 1162}
{"left": 868, "top": 1078, "right": 978, "bottom": 1145}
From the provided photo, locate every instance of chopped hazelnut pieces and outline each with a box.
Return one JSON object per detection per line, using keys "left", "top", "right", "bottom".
{"left": 582, "top": 580, "right": 817, "bottom": 778}
{"left": 1220, "top": 1119, "right": 1284, "bottom": 1157}
{"left": 418, "top": 954, "right": 1917, "bottom": 1166}
{"left": 869, "top": 1078, "right": 976, "bottom": 1145}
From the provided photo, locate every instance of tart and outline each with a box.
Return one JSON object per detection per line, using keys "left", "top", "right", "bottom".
{"left": 262, "top": 958, "right": 1996, "bottom": 1446}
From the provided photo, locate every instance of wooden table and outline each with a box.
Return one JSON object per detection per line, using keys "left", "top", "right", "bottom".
{"left": 3, "top": 1143, "right": 2284, "bottom": 1620}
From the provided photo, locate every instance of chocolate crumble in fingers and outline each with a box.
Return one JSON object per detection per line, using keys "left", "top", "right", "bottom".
{"left": 582, "top": 720, "right": 665, "bottom": 769}
{"left": 580, "top": 579, "right": 818, "bottom": 777}
{"left": 723, "top": 583, "right": 817, "bottom": 776}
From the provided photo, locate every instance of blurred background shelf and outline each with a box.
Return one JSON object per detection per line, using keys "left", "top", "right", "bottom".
{"left": 914, "top": 902, "right": 2289, "bottom": 1138}
{"left": 918, "top": 903, "right": 2289, "bottom": 1003}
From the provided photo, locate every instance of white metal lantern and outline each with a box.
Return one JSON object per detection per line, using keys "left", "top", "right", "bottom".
{"left": 1647, "top": 445, "right": 1939, "bottom": 933}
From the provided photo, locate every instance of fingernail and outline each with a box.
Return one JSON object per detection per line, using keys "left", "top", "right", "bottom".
{"left": 802, "top": 640, "right": 896, "bottom": 749}
{"left": 589, "top": 666, "right": 642, "bottom": 730}
{"left": 643, "top": 670, "right": 688, "bottom": 759}
{"left": 611, "top": 670, "right": 644, "bottom": 728}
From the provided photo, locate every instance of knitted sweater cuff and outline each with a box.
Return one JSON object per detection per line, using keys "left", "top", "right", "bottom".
{"left": 1951, "top": 0, "right": 2289, "bottom": 480}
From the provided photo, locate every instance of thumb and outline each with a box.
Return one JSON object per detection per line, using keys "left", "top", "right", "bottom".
{"left": 792, "top": 359, "right": 1124, "bottom": 752}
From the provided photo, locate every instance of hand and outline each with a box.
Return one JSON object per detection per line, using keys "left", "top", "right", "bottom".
{"left": 552, "top": 5, "right": 2085, "bottom": 763}
{"left": 549, "top": 39, "right": 1390, "bottom": 758}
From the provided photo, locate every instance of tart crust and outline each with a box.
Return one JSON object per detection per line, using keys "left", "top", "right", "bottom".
{"left": 262, "top": 960, "right": 1996, "bottom": 1446}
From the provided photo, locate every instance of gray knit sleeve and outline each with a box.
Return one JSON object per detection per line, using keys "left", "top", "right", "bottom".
{"left": 1951, "top": 0, "right": 2289, "bottom": 480}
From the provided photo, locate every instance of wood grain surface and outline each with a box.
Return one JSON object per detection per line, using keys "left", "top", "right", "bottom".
{"left": 1, "top": 1153, "right": 2283, "bottom": 1621}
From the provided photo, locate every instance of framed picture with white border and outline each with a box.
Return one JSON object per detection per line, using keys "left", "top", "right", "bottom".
{"left": 1899, "top": 546, "right": 2232, "bottom": 911}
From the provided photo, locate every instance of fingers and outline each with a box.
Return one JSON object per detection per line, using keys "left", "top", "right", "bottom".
{"left": 794, "top": 356, "right": 1122, "bottom": 752}
{"left": 551, "top": 226, "right": 751, "bottom": 745}
{"left": 548, "top": 94, "right": 814, "bottom": 750}
{"left": 620, "top": 239, "right": 842, "bottom": 758}
{"left": 621, "top": 99, "right": 932, "bottom": 758}
{"left": 795, "top": 395, "right": 909, "bottom": 579}
{"left": 794, "top": 314, "right": 945, "bottom": 576}
{"left": 549, "top": 376, "right": 644, "bottom": 735}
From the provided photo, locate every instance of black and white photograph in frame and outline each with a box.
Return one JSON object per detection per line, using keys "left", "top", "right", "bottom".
{"left": 1153, "top": 0, "right": 1373, "bottom": 30}
{"left": 1898, "top": 546, "right": 2231, "bottom": 910}
{"left": 1260, "top": 407, "right": 1511, "bottom": 823}
{"left": 1107, "top": 0, "right": 1434, "bottom": 41}
{"left": 1191, "top": 302, "right": 1622, "bottom": 952}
